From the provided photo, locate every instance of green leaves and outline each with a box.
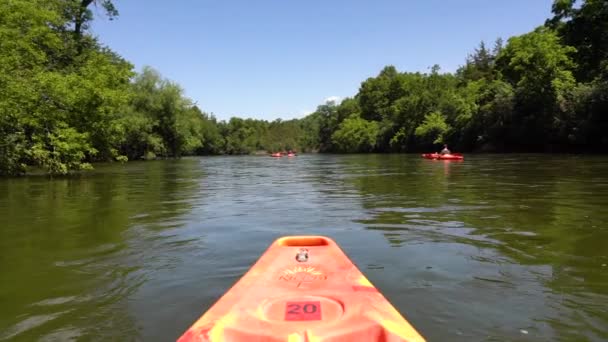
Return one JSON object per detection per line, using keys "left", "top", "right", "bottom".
{"left": 548, "top": 0, "right": 608, "bottom": 81}
{"left": 331, "top": 116, "right": 379, "bottom": 153}
{"left": 495, "top": 27, "right": 577, "bottom": 146}
{"left": 27, "top": 124, "right": 95, "bottom": 174}
{"left": 498, "top": 28, "right": 576, "bottom": 90}
{"left": 415, "top": 111, "right": 451, "bottom": 146}
{"left": 0, "top": 0, "right": 132, "bottom": 175}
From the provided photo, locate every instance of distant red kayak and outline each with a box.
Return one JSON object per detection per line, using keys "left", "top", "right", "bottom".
{"left": 421, "top": 153, "right": 464, "bottom": 160}
{"left": 271, "top": 153, "right": 282, "bottom": 158}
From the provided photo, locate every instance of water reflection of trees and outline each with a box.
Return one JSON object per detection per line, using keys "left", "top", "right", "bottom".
{"left": 0, "top": 159, "right": 206, "bottom": 340}
{"left": 340, "top": 154, "right": 608, "bottom": 340}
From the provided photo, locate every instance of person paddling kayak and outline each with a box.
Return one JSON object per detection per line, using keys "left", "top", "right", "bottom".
{"left": 440, "top": 144, "right": 451, "bottom": 155}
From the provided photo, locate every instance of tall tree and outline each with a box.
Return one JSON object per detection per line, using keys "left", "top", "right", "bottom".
{"left": 0, "top": 0, "right": 132, "bottom": 175}
{"left": 70, "top": 0, "right": 118, "bottom": 41}
{"left": 547, "top": 0, "right": 608, "bottom": 81}
{"left": 496, "top": 27, "right": 577, "bottom": 148}
{"left": 458, "top": 40, "right": 498, "bottom": 82}
{"left": 358, "top": 66, "right": 399, "bottom": 122}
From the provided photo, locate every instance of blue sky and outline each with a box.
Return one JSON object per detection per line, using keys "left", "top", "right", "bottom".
{"left": 91, "top": 0, "right": 554, "bottom": 121}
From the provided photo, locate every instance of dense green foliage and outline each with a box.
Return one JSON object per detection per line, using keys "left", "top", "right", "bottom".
{"left": 1, "top": 0, "right": 607, "bottom": 175}
{"left": 0, "top": 0, "right": 316, "bottom": 175}
{"left": 0, "top": 0, "right": 133, "bottom": 175}
{"left": 303, "top": 0, "right": 608, "bottom": 153}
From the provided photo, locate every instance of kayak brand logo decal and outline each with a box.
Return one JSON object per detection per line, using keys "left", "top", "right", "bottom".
{"left": 278, "top": 266, "right": 327, "bottom": 287}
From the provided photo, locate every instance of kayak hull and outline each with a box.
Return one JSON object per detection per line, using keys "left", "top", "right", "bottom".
{"left": 178, "top": 236, "right": 426, "bottom": 342}
{"left": 421, "top": 153, "right": 463, "bottom": 160}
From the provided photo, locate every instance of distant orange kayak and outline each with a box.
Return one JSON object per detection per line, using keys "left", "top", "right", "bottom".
{"left": 177, "top": 236, "right": 426, "bottom": 342}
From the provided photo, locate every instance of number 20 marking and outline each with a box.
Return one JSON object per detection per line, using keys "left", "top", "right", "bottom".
{"left": 287, "top": 303, "right": 317, "bottom": 314}
{"left": 285, "top": 301, "right": 321, "bottom": 321}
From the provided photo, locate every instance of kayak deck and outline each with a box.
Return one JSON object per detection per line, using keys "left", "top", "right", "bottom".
{"left": 178, "top": 236, "right": 426, "bottom": 342}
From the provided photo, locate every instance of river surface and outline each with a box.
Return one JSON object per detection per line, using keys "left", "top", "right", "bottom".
{"left": 1, "top": 154, "right": 607, "bottom": 341}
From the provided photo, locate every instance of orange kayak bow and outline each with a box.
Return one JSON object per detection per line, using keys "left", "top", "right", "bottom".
{"left": 178, "top": 236, "right": 426, "bottom": 342}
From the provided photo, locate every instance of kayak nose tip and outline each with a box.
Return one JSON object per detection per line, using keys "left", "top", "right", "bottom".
{"left": 276, "top": 236, "right": 331, "bottom": 247}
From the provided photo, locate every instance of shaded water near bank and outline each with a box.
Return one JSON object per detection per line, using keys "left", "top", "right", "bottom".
{"left": 1, "top": 154, "right": 607, "bottom": 341}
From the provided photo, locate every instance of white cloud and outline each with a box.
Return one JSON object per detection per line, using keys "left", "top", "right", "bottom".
{"left": 297, "top": 109, "right": 314, "bottom": 117}
{"left": 323, "top": 96, "right": 341, "bottom": 104}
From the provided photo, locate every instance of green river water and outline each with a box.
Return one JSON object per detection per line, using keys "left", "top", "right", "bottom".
{"left": 1, "top": 154, "right": 607, "bottom": 341}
